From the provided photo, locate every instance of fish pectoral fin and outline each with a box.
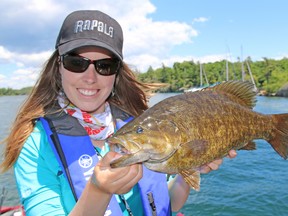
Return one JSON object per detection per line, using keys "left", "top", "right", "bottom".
{"left": 179, "top": 169, "right": 201, "bottom": 191}
{"left": 110, "top": 151, "right": 149, "bottom": 168}
{"left": 239, "top": 141, "right": 257, "bottom": 150}
{"left": 181, "top": 139, "right": 209, "bottom": 156}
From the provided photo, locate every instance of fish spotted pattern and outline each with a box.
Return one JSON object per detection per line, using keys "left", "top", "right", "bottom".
{"left": 108, "top": 81, "right": 288, "bottom": 191}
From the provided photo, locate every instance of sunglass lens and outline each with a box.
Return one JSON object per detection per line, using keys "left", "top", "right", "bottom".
{"left": 63, "top": 56, "right": 89, "bottom": 73}
{"left": 95, "top": 59, "right": 119, "bottom": 76}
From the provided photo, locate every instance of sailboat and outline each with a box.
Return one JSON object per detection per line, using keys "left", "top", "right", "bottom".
{"left": 185, "top": 63, "right": 210, "bottom": 92}
{"left": 0, "top": 187, "right": 25, "bottom": 215}
{"left": 226, "top": 46, "right": 258, "bottom": 93}
{"left": 244, "top": 60, "right": 257, "bottom": 92}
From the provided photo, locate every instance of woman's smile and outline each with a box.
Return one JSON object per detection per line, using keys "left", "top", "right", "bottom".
{"left": 78, "top": 88, "right": 99, "bottom": 97}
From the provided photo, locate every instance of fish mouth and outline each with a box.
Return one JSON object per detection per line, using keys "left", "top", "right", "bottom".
{"left": 111, "top": 143, "right": 131, "bottom": 154}
{"left": 108, "top": 137, "right": 142, "bottom": 155}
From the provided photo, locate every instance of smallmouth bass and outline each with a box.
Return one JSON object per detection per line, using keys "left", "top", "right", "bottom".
{"left": 108, "top": 81, "right": 288, "bottom": 191}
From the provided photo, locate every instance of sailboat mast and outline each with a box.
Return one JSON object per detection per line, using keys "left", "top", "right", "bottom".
{"left": 226, "top": 59, "right": 229, "bottom": 81}
{"left": 200, "top": 63, "right": 203, "bottom": 86}
{"left": 246, "top": 61, "right": 257, "bottom": 91}
{"left": 203, "top": 64, "right": 209, "bottom": 85}
{"left": 241, "top": 46, "right": 245, "bottom": 81}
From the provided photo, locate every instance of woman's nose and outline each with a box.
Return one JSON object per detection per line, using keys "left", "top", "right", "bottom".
{"left": 83, "top": 64, "right": 99, "bottom": 83}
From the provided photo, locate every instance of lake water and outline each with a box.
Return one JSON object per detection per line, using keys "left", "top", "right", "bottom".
{"left": 0, "top": 94, "right": 288, "bottom": 215}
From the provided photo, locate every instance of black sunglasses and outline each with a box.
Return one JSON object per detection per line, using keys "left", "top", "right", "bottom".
{"left": 61, "top": 54, "right": 121, "bottom": 75}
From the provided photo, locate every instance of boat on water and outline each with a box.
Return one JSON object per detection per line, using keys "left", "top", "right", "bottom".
{"left": 184, "top": 63, "right": 213, "bottom": 92}
{"left": 0, "top": 206, "right": 25, "bottom": 216}
{"left": 184, "top": 82, "right": 220, "bottom": 92}
{"left": 185, "top": 49, "right": 258, "bottom": 93}
{"left": 184, "top": 85, "right": 207, "bottom": 92}
{"left": 0, "top": 188, "right": 25, "bottom": 216}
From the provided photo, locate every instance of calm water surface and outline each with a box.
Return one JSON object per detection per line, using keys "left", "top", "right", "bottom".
{"left": 0, "top": 94, "right": 288, "bottom": 216}
{"left": 0, "top": 95, "right": 27, "bottom": 206}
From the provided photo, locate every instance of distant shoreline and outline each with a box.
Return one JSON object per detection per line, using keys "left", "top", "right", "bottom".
{"left": 1, "top": 91, "right": 288, "bottom": 98}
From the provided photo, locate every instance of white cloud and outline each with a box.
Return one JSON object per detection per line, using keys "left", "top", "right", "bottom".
{"left": 124, "top": 20, "right": 197, "bottom": 57}
{"left": 193, "top": 17, "right": 209, "bottom": 23}
{"left": 15, "top": 51, "right": 53, "bottom": 68}
{"left": 0, "top": 67, "right": 40, "bottom": 89}
{"left": 271, "top": 53, "right": 288, "bottom": 61}
{"left": 0, "top": 47, "right": 52, "bottom": 69}
{"left": 0, "top": 46, "right": 52, "bottom": 89}
{"left": 0, "top": 46, "right": 13, "bottom": 61}
{"left": 0, "top": 74, "right": 6, "bottom": 80}
{"left": 0, "top": 46, "right": 52, "bottom": 69}
{"left": 0, "top": 0, "right": 227, "bottom": 89}
{"left": 1, "top": 0, "right": 63, "bottom": 22}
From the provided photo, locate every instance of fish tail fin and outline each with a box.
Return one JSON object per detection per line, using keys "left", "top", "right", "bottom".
{"left": 269, "top": 113, "right": 288, "bottom": 159}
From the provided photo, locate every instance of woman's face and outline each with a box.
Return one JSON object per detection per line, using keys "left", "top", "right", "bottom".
{"left": 59, "top": 47, "right": 116, "bottom": 114}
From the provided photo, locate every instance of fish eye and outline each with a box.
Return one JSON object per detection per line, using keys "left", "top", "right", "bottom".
{"left": 136, "top": 126, "right": 144, "bottom": 134}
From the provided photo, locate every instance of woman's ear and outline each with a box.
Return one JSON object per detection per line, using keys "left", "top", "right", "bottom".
{"left": 57, "top": 56, "right": 61, "bottom": 65}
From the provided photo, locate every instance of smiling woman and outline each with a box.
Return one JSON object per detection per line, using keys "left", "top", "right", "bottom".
{"left": 0, "top": 10, "right": 173, "bottom": 216}
{"left": 0, "top": 9, "right": 235, "bottom": 216}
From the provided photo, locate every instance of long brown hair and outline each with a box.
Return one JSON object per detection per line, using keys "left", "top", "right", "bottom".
{"left": 0, "top": 50, "right": 151, "bottom": 172}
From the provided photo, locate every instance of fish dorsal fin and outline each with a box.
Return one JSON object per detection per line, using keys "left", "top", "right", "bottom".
{"left": 205, "top": 81, "right": 257, "bottom": 109}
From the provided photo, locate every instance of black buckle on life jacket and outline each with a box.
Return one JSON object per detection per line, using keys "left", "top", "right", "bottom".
{"left": 147, "top": 192, "right": 157, "bottom": 216}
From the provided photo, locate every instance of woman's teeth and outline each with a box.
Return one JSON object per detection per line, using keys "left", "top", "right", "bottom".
{"left": 78, "top": 89, "right": 97, "bottom": 96}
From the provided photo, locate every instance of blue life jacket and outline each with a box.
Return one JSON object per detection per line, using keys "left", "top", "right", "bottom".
{"left": 39, "top": 105, "right": 171, "bottom": 216}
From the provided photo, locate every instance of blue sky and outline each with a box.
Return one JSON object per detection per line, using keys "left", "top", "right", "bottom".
{"left": 152, "top": 1, "right": 288, "bottom": 58}
{"left": 0, "top": 0, "right": 287, "bottom": 89}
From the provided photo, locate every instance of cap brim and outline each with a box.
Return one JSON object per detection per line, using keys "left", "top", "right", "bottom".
{"left": 58, "top": 39, "right": 123, "bottom": 60}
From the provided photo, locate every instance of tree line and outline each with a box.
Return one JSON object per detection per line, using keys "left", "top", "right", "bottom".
{"left": 0, "top": 87, "right": 32, "bottom": 96}
{"left": 135, "top": 57, "right": 288, "bottom": 94}
{"left": 1, "top": 57, "right": 288, "bottom": 96}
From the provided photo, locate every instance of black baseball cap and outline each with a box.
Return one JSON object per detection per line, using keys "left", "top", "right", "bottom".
{"left": 55, "top": 10, "right": 123, "bottom": 60}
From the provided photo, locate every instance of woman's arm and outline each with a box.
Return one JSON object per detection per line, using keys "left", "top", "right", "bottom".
{"left": 14, "top": 130, "right": 72, "bottom": 216}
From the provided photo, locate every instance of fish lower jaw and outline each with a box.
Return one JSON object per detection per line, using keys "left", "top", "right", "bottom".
{"left": 144, "top": 161, "right": 178, "bottom": 174}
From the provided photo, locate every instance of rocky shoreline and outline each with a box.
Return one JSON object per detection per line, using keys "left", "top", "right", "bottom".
{"left": 275, "top": 83, "right": 288, "bottom": 97}
{"left": 257, "top": 83, "right": 288, "bottom": 97}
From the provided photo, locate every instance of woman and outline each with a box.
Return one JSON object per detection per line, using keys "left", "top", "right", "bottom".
{"left": 1, "top": 10, "right": 236, "bottom": 215}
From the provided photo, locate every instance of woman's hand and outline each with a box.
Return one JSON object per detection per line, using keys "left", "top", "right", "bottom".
{"left": 91, "top": 151, "right": 143, "bottom": 195}
{"left": 199, "top": 149, "right": 237, "bottom": 174}
{"left": 71, "top": 151, "right": 142, "bottom": 216}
